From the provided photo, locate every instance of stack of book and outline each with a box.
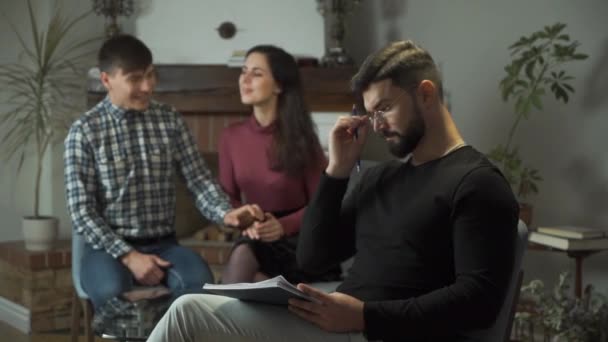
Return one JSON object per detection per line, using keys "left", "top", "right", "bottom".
{"left": 226, "top": 50, "right": 319, "bottom": 68}
{"left": 529, "top": 226, "right": 608, "bottom": 250}
{"left": 227, "top": 50, "right": 247, "bottom": 68}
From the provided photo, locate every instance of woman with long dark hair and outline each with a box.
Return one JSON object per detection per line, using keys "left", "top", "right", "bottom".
{"left": 218, "top": 45, "right": 341, "bottom": 284}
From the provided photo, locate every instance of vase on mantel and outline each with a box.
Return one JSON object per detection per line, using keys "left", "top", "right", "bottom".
{"left": 316, "top": 0, "right": 361, "bottom": 66}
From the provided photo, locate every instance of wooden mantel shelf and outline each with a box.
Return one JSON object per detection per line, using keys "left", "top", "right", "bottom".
{"left": 87, "top": 64, "right": 357, "bottom": 114}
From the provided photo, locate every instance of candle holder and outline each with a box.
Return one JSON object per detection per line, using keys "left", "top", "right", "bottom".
{"left": 92, "top": 0, "right": 134, "bottom": 38}
{"left": 316, "top": 0, "right": 362, "bottom": 66}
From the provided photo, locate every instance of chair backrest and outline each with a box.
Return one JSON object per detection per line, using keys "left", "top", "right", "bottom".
{"left": 72, "top": 230, "right": 89, "bottom": 299}
{"left": 466, "top": 220, "right": 529, "bottom": 341}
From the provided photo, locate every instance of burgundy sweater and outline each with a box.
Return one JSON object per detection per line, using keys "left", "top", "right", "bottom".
{"left": 218, "top": 115, "right": 327, "bottom": 236}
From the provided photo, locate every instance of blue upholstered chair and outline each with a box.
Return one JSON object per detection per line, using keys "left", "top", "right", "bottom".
{"left": 70, "top": 231, "right": 95, "bottom": 342}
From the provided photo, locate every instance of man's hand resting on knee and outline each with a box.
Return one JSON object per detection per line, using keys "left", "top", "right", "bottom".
{"left": 120, "top": 250, "right": 171, "bottom": 286}
{"left": 288, "top": 284, "right": 365, "bottom": 333}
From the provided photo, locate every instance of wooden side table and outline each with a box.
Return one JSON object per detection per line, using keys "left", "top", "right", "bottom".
{"left": 528, "top": 242, "right": 604, "bottom": 298}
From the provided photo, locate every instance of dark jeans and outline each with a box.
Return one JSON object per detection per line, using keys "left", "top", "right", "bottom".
{"left": 81, "top": 237, "right": 213, "bottom": 311}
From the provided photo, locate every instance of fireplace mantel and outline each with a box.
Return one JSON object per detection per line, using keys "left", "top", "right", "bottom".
{"left": 87, "top": 64, "right": 357, "bottom": 114}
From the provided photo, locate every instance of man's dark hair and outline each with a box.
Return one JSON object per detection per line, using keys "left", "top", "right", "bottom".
{"left": 351, "top": 40, "right": 444, "bottom": 110}
{"left": 98, "top": 34, "right": 152, "bottom": 74}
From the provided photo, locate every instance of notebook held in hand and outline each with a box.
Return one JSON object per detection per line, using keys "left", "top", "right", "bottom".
{"left": 203, "top": 275, "right": 321, "bottom": 305}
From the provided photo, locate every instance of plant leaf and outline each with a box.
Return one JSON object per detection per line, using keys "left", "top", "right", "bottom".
{"left": 531, "top": 94, "right": 543, "bottom": 110}
{"left": 26, "top": 0, "right": 43, "bottom": 69}
{"left": 562, "top": 83, "right": 574, "bottom": 93}
{"left": 525, "top": 60, "right": 536, "bottom": 81}
{"left": 554, "top": 85, "right": 569, "bottom": 103}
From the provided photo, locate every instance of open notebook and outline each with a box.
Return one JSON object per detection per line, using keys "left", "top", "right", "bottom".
{"left": 203, "top": 276, "right": 321, "bottom": 305}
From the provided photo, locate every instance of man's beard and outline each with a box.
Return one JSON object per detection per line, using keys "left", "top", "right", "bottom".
{"left": 385, "top": 102, "right": 425, "bottom": 158}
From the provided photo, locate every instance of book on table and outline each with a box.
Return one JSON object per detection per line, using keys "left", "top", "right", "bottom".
{"left": 529, "top": 232, "right": 608, "bottom": 251}
{"left": 537, "top": 226, "right": 606, "bottom": 239}
{"left": 202, "top": 275, "right": 321, "bottom": 305}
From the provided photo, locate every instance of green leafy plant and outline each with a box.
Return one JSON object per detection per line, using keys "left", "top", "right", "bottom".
{"left": 0, "top": 0, "right": 98, "bottom": 217}
{"left": 488, "top": 23, "right": 588, "bottom": 201}
{"left": 513, "top": 272, "right": 608, "bottom": 342}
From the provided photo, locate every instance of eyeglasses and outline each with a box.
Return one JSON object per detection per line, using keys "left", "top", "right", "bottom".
{"left": 361, "top": 85, "right": 417, "bottom": 125}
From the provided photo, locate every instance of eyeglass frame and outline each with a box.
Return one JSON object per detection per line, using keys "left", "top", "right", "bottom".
{"left": 359, "top": 84, "right": 419, "bottom": 124}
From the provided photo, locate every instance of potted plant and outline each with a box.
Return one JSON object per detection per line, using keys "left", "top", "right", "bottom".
{"left": 487, "top": 23, "right": 588, "bottom": 225}
{"left": 0, "top": 1, "right": 98, "bottom": 250}
{"left": 513, "top": 272, "right": 608, "bottom": 342}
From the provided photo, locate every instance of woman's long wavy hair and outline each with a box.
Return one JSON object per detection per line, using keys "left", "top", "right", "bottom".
{"left": 246, "top": 45, "right": 322, "bottom": 178}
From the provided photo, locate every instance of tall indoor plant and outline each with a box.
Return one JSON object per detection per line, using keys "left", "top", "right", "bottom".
{"left": 0, "top": 0, "right": 98, "bottom": 250}
{"left": 487, "top": 23, "right": 588, "bottom": 224}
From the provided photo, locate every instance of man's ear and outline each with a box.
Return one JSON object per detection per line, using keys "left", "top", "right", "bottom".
{"left": 100, "top": 71, "right": 112, "bottom": 91}
{"left": 418, "top": 80, "right": 439, "bottom": 107}
{"left": 273, "top": 87, "right": 282, "bottom": 94}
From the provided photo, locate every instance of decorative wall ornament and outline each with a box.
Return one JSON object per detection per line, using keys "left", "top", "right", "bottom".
{"left": 217, "top": 21, "right": 237, "bottom": 39}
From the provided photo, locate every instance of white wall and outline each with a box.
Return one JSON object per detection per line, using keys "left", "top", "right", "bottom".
{"left": 345, "top": 0, "right": 608, "bottom": 291}
{"left": 135, "top": 0, "right": 324, "bottom": 63}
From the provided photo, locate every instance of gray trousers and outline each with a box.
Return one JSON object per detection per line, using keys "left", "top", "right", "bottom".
{"left": 146, "top": 293, "right": 368, "bottom": 342}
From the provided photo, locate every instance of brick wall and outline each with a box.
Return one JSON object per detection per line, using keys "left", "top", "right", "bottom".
{"left": 0, "top": 240, "right": 73, "bottom": 332}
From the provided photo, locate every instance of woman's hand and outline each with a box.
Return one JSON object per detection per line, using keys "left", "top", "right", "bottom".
{"left": 243, "top": 213, "right": 284, "bottom": 242}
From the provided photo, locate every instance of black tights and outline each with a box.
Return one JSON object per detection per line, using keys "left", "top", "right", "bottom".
{"left": 221, "top": 244, "right": 269, "bottom": 284}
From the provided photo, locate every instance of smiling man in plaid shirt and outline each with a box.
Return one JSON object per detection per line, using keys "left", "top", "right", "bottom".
{"left": 64, "top": 35, "right": 264, "bottom": 312}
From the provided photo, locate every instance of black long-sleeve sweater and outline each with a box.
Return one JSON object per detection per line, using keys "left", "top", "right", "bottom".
{"left": 298, "top": 146, "right": 519, "bottom": 341}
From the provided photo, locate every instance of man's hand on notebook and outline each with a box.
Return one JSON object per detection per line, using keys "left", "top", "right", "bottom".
{"left": 288, "top": 283, "right": 365, "bottom": 333}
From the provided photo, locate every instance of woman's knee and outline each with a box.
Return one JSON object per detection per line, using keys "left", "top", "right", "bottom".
{"left": 228, "top": 244, "right": 256, "bottom": 263}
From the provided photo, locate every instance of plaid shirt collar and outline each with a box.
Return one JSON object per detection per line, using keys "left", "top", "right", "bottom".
{"left": 101, "top": 95, "right": 144, "bottom": 121}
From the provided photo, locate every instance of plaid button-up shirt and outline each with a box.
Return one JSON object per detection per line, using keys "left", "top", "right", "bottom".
{"left": 64, "top": 97, "right": 231, "bottom": 258}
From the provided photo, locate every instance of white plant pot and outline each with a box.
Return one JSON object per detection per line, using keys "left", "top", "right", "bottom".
{"left": 22, "top": 216, "right": 59, "bottom": 251}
